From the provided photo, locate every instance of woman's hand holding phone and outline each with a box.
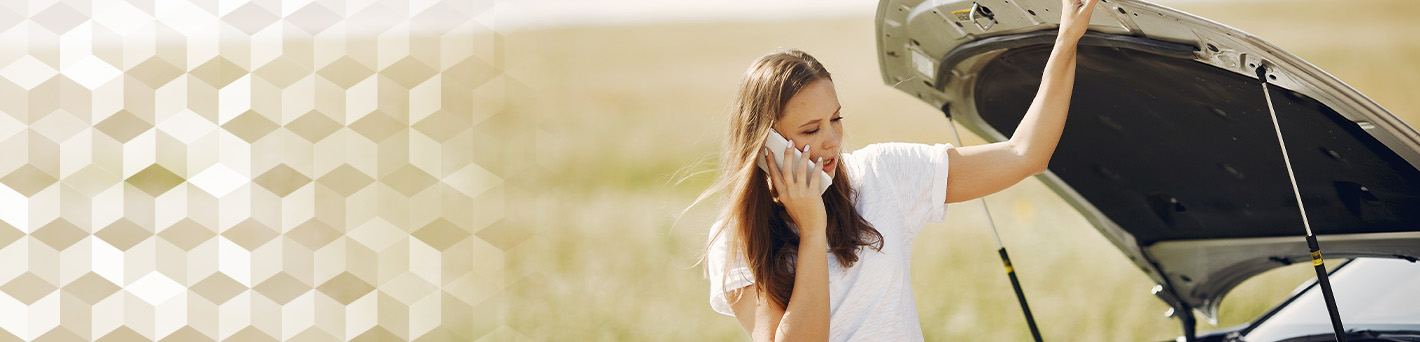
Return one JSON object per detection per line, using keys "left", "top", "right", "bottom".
{"left": 763, "top": 143, "right": 827, "bottom": 236}
{"left": 758, "top": 130, "right": 832, "bottom": 194}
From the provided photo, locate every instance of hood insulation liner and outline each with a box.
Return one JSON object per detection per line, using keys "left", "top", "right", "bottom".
{"left": 973, "top": 44, "right": 1420, "bottom": 246}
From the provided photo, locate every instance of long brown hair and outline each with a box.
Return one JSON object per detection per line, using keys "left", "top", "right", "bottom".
{"left": 700, "top": 49, "right": 883, "bottom": 310}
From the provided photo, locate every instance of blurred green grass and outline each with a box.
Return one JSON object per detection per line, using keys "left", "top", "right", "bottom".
{"left": 498, "top": 0, "right": 1420, "bottom": 340}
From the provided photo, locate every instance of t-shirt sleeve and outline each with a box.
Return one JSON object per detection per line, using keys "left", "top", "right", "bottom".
{"left": 707, "top": 221, "right": 754, "bottom": 316}
{"left": 849, "top": 142, "right": 953, "bottom": 238}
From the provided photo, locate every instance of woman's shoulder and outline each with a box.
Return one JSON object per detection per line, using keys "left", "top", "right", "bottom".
{"left": 706, "top": 219, "right": 737, "bottom": 256}
{"left": 845, "top": 142, "right": 951, "bottom": 159}
{"left": 707, "top": 219, "right": 728, "bottom": 240}
{"left": 843, "top": 142, "right": 954, "bottom": 174}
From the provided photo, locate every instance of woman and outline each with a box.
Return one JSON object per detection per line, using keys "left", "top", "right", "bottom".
{"left": 703, "top": 0, "right": 1099, "bottom": 340}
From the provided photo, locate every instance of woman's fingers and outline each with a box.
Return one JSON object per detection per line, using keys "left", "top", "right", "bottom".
{"left": 808, "top": 157, "right": 823, "bottom": 190}
{"left": 1057, "top": 0, "right": 1098, "bottom": 40}
{"left": 1064, "top": 0, "right": 1098, "bottom": 16}
{"left": 767, "top": 141, "right": 825, "bottom": 198}
{"left": 798, "top": 144, "right": 813, "bottom": 187}
{"left": 764, "top": 148, "right": 785, "bottom": 192}
{"left": 782, "top": 144, "right": 797, "bottom": 184}
{"left": 1082, "top": 0, "right": 1099, "bottom": 14}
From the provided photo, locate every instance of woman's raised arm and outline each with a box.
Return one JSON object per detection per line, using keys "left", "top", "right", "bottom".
{"left": 944, "top": 0, "right": 1100, "bottom": 204}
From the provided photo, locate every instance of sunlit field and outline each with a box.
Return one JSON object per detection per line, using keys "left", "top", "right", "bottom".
{"left": 496, "top": 0, "right": 1420, "bottom": 340}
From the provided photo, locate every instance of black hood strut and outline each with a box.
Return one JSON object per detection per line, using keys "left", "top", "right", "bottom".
{"left": 943, "top": 106, "right": 1044, "bottom": 342}
{"left": 1256, "top": 64, "right": 1348, "bottom": 342}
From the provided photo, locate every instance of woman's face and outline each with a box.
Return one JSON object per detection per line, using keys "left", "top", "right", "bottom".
{"left": 773, "top": 78, "right": 843, "bottom": 178}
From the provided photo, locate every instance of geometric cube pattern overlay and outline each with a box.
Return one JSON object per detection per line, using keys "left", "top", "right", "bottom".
{"left": 0, "top": 0, "right": 523, "bottom": 340}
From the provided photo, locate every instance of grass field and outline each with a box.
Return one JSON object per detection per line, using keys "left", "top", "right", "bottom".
{"left": 495, "top": 0, "right": 1420, "bottom": 340}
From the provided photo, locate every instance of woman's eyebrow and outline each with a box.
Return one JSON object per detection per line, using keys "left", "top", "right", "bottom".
{"left": 797, "top": 106, "right": 842, "bottom": 129}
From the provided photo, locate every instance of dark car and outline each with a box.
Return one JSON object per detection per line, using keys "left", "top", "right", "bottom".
{"left": 873, "top": 0, "right": 1420, "bottom": 341}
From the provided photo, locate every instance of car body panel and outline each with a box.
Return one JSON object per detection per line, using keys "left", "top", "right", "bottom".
{"left": 875, "top": 0, "right": 1420, "bottom": 330}
{"left": 1238, "top": 258, "right": 1420, "bottom": 342}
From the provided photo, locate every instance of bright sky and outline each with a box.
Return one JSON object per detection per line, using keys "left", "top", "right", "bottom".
{"left": 491, "top": 0, "right": 1244, "bottom": 31}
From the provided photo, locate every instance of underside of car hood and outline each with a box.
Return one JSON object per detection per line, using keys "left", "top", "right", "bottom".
{"left": 875, "top": 0, "right": 1420, "bottom": 334}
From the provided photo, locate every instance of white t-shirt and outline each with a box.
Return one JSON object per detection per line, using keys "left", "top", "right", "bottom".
{"left": 707, "top": 142, "right": 954, "bottom": 341}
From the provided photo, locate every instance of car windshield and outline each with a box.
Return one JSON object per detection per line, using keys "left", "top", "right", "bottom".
{"left": 1244, "top": 258, "right": 1420, "bottom": 341}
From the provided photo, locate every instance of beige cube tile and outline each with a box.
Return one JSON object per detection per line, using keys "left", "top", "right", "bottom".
{"left": 0, "top": 1, "right": 510, "bottom": 340}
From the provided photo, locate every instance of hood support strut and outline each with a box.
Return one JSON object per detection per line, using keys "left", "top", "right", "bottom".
{"left": 1256, "top": 64, "right": 1349, "bottom": 342}
{"left": 943, "top": 105, "right": 1044, "bottom": 342}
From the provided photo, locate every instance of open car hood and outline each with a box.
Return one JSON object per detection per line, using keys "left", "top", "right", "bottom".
{"left": 876, "top": 0, "right": 1420, "bottom": 328}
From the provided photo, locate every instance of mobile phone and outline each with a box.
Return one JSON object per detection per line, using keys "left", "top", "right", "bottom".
{"left": 757, "top": 129, "right": 832, "bottom": 194}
